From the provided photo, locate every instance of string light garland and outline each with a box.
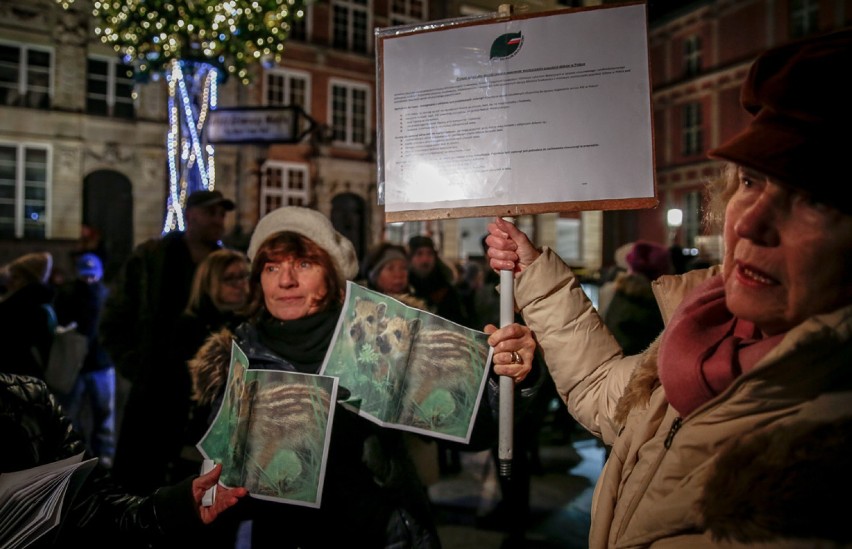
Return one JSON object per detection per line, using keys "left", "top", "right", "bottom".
{"left": 56, "top": 0, "right": 308, "bottom": 233}
{"left": 163, "top": 60, "right": 219, "bottom": 233}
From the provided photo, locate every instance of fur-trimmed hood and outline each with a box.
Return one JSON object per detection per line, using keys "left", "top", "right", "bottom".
{"left": 611, "top": 334, "right": 852, "bottom": 543}
{"left": 701, "top": 415, "right": 852, "bottom": 543}
{"left": 612, "top": 336, "right": 661, "bottom": 427}
{"left": 514, "top": 251, "right": 852, "bottom": 546}
{"left": 188, "top": 328, "right": 233, "bottom": 406}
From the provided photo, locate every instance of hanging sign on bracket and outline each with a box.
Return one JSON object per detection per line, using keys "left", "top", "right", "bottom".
{"left": 207, "top": 105, "right": 318, "bottom": 144}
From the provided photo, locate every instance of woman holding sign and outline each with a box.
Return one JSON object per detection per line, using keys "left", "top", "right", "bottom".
{"left": 485, "top": 29, "right": 852, "bottom": 547}
{"left": 189, "top": 206, "right": 538, "bottom": 548}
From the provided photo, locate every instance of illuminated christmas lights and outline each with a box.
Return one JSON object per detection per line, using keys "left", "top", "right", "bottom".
{"left": 59, "top": 0, "right": 306, "bottom": 84}
{"left": 56, "top": 0, "right": 307, "bottom": 233}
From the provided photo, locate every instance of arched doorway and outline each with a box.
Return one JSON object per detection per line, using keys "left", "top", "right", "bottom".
{"left": 331, "top": 193, "right": 367, "bottom": 262}
{"left": 83, "top": 170, "right": 133, "bottom": 283}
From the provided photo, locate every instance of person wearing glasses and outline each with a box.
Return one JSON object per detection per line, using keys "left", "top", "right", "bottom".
{"left": 104, "top": 189, "right": 237, "bottom": 494}
{"left": 161, "top": 249, "right": 251, "bottom": 490}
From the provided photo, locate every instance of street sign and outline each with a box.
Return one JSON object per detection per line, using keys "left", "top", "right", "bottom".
{"left": 207, "top": 106, "right": 317, "bottom": 144}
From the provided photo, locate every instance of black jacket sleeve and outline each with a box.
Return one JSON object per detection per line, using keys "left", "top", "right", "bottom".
{"left": 0, "top": 374, "right": 204, "bottom": 549}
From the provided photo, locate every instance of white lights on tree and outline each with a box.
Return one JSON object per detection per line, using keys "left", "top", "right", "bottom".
{"left": 164, "top": 60, "right": 219, "bottom": 233}
{"left": 55, "top": 0, "right": 308, "bottom": 232}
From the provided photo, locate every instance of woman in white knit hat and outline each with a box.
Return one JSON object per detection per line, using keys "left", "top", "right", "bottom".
{"left": 0, "top": 251, "right": 55, "bottom": 378}
{"left": 190, "top": 207, "right": 513, "bottom": 548}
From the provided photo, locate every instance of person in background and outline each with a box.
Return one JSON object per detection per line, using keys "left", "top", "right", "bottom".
{"left": 78, "top": 224, "right": 108, "bottom": 273}
{"left": 0, "top": 252, "right": 55, "bottom": 379}
{"left": 470, "top": 235, "right": 502, "bottom": 332}
{"left": 596, "top": 241, "right": 632, "bottom": 319}
{"left": 188, "top": 207, "right": 540, "bottom": 548}
{"left": 455, "top": 260, "right": 484, "bottom": 330}
{"left": 102, "top": 189, "right": 235, "bottom": 494}
{"left": 407, "top": 235, "right": 470, "bottom": 328}
{"left": 164, "top": 249, "right": 250, "bottom": 484}
{"left": 53, "top": 252, "right": 117, "bottom": 468}
{"left": 468, "top": 242, "right": 565, "bottom": 549}
{"left": 603, "top": 240, "right": 673, "bottom": 355}
{"left": 359, "top": 241, "right": 427, "bottom": 309}
{"left": 358, "top": 241, "right": 439, "bottom": 500}
{"left": 485, "top": 29, "right": 852, "bottom": 546}
{"left": 407, "top": 235, "right": 471, "bottom": 476}
{"left": 0, "top": 372, "right": 246, "bottom": 549}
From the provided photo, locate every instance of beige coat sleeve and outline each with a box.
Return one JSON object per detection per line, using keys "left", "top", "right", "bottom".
{"left": 514, "top": 247, "right": 641, "bottom": 445}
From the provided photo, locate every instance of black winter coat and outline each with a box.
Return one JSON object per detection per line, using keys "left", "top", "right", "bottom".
{"left": 0, "top": 373, "right": 204, "bottom": 549}
{"left": 54, "top": 279, "right": 113, "bottom": 373}
{"left": 0, "top": 283, "right": 55, "bottom": 378}
{"left": 188, "top": 313, "right": 545, "bottom": 549}
{"left": 189, "top": 323, "right": 442, "bottom": 549}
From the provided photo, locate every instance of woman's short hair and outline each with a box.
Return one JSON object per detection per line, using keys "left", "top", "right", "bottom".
{"left": 186, "top": 249, "right": 249, "bottom": 314}
{"left": 245, "top": 231, "right": 343, "bottom": 319}
{"left": 703, "top": 163, "right": 739, "bottom": 234}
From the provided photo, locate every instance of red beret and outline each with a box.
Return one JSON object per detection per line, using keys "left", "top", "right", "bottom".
{"left": 708, "top": 28, "right": 852, "bottom": 208}
{"left": 626, "top": 241, "right": 672, "bottom": 281}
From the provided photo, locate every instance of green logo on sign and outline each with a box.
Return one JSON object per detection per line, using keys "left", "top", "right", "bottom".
{"left": 490, "top": 32, "right": 523, "bottom": 60}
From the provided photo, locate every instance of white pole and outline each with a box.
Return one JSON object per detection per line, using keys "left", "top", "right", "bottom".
{"left": 497, "top": 213, "right": 515, "bottom": 477}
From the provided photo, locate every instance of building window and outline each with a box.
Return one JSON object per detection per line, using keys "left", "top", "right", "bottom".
{"left": 260, "top": 161, "right": 310, "bottom": 216}
{"left": 684, "top": 35, "right": 701, "bottom": 77}
{"left": 790, "top": 0, "right": 818, "bottom": 38}
{"left": 681, "top": 102, "right": 702, "bottom": 156}
{"left": 0, "top": 42, "right": 52, "bottom": 109}
{"left": 332, "top": 0, "right": 370, "bottom": 53}
{"left": 264, "top": 68, "right": 310, "bottom": 111}
{"left": 684, "top": 190, "right": 702, "bottom": 248}
{"left": 0, "top": 143, "right": 50, "bottom": 239}
{"left": 555, "top": 216, "right": 582, "bottom": 264}
{"left": 330, "top": 80, "right": 369, "bottom": 146}
{"left": 289, "top": 6, "right": 309, "bottom": 41}
{"left": 391, "top": 0, "right": 427, "bottom": 25}
{"left": 87, "top": 56, "right": 135, "bottom": 118}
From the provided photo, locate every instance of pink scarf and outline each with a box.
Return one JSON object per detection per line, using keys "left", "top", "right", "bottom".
{"left": 658, "top": 274, "right": 784, "bottom": 417}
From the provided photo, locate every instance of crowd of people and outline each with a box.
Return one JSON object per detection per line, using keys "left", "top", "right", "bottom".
{"left": 1, "top": 28, "right": 849, "bottom": 548}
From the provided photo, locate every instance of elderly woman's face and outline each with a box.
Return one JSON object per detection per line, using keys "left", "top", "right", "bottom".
{"left": 722, "top": 167, "right": 852, "bottom": 335}
{"left": 260, "top": 256, "right": 328, "bottom": 320}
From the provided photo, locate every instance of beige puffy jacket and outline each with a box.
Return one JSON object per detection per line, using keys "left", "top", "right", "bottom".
{"left": 515, "top": 248, "right": 852, "bottom": 548}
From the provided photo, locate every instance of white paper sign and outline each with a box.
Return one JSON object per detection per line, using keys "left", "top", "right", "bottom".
{"left": 377, "top": 3, "right": 655, "bottom": 217}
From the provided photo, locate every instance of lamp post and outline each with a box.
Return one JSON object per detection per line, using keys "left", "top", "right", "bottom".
{"left": 666, "top": 208, "right": 683, "bottom": 247}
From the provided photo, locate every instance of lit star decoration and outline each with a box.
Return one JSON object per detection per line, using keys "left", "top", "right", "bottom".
{"left": 55, "top": 0, "right": 307, "bottom": 232}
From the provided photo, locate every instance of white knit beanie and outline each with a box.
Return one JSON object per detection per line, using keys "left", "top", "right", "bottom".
{"left": 247, "top": 206, "right": 359, "bottom": 285}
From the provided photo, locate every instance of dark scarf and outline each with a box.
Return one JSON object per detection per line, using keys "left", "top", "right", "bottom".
{"left": 193, "top": 294, "right": 242, "bottom": 332}
{"left": 658, "top": 274, "right": 785, "bottom": 417}
{"left": 256, "top": 305, "right": 342, "bottom": 374}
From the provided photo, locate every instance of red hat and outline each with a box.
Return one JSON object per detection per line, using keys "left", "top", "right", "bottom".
{"left": 708, "top": 29, "right": 852, "bottom": 210}
{"left": 626, "top": 241, "right": 672, "bottom": 281}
